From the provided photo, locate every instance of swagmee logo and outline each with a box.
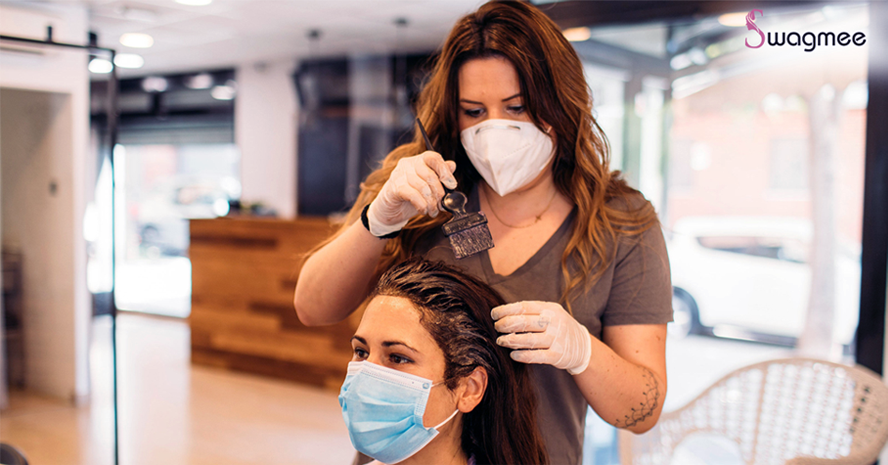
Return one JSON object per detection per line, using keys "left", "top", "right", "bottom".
{"left": 745, "top": 9, "right": 867, "bottom": 52}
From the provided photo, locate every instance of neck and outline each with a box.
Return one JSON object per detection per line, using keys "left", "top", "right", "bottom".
{"left": 394, "top": 417, "right": 466, "bottom": 465}
{"left": 480, "top": 170, "right": 561, "bottom": 225}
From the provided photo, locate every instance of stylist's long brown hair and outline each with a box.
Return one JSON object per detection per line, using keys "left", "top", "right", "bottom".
{"left": 329, "top": 0, "right": 658, "bottom": 309}
{"left": 373, "top": 258, "right": 548, "bottom": 465}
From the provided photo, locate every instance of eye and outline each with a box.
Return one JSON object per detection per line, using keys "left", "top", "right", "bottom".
{"left": 462, "top": 107, "right": 484, "bottom": 118}
{"left": 507, "top": 104, "right": 525, "bottom": 114}
{"left": 389, "top": 353, "right": 413, "bottom": 364}
{"left": 353, "top": 347, "right": 368, "bottom": 360}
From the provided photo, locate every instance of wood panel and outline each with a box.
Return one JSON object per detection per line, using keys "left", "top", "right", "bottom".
{"left": 189, "top": 217, "right": 361, "bottom": 391}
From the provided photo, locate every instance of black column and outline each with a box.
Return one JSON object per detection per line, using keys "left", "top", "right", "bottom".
{"left": 856, "top": 0, "right": 888, "bottom": 376}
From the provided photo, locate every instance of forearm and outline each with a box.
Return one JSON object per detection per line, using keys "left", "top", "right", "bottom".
{"left": 294, "top": 220, "right": 388, "bottom": 326}
{"left": 572, "top": 335, "right": 666, "bottom": 434}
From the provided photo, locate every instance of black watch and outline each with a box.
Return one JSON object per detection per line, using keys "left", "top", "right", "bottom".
{"left": 361, "top": 204, "right": 400, "bottom": 239}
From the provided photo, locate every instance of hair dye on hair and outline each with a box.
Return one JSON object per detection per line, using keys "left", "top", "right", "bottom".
{"left": 372, "top": 258, "right": 548, "bottom": 465}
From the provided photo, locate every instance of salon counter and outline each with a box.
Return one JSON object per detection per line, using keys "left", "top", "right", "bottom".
{"left": 189, "top": 216, "right": 360, "bottom": 391}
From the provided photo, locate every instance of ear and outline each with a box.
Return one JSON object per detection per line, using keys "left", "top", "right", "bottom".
{"left": 456, "top": 366, "right": 488, "bottom": 413}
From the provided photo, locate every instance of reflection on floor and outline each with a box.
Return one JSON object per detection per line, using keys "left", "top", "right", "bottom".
{"left": 0, "top": 313, "right": 354, "bottom": 465}
{"left": 115, "top": 258, "right": 192, "bottom": 318}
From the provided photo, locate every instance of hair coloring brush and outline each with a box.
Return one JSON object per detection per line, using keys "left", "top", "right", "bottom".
{"left": 416, "top": 118, "right": 494, "bottom": 259}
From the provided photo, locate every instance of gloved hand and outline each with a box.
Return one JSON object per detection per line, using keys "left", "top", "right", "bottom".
{"left": 492, "top": 301, "right": 592, "bottom": 375}
{"left": 366, "top": 151, "right": 458, "bottom": 237}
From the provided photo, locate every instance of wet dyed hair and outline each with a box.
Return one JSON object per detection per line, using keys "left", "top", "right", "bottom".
{"left": 324, "top": 0, "right": 658, "bottom": 312}
{"left": 371, "top": 258, "right": 548, "bottom": 465}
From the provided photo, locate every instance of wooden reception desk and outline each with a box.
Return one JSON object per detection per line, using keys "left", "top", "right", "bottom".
{"left": 189, "top": 217, "right": 361, "bottom": 391}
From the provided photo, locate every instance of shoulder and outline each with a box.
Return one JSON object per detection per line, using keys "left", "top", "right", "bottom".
{"left": 601, "top": 188, "right": 666, "bottom": 259}
{"left": 604, "top": 186, "right": 653, "bottom": 216}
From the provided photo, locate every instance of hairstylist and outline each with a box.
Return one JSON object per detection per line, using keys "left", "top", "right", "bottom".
{"left": 295, "top": 2, "right": 672, "bottom": 464}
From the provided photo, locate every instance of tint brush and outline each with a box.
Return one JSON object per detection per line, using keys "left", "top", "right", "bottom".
{"left": 416, "top": 118, "right": 494, "bottom": 259}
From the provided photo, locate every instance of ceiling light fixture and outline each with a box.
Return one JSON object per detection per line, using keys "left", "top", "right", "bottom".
{"left": 562, "top": 27, "right": 591, "bottom": 42}
{"left": 211, "top": 80, "right": 237, "bottom": 100}
{"left": 89, "top": 58, "right": 113, "bottom": 74}
{"left": 185, "top": 73, "right": 214, "bottom": 89}
{"left": 175, "top": 0, "right": 212, "bottom": 5}
{"left": 114, "top": 54, "right": 145, "bottom": 69}
{"left": 717, "top": 12, "right": 748, "bottom": 27}
{"left": 119, "top": 33, "right": 154, "bottom": 48}
{"left": 142, "top": 76, "right": 169, "bottom": 93}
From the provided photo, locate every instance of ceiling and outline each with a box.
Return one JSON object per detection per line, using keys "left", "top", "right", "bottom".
{"left": 22, "top": 0, "right": 486, "bottom": 77}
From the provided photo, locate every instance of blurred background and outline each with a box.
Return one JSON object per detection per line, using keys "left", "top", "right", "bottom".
{"left": 0, "top": 0, "right": 886, "bottom": 464}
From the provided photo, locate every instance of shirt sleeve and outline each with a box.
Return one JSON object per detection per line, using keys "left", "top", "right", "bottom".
{"left": 601, "top": 219, "right": 674, "bottom": 326}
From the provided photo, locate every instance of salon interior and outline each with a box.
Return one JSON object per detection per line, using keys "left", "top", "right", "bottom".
{"left": 1, "top": 0, "right": 887, "bottom": 464}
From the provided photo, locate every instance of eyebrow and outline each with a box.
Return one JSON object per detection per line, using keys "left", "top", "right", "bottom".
{"left": 351, "top": 335, "right": 419, "bottom": 353}
{"left": 459, "top": 93, "right": 522, "bottom": 105}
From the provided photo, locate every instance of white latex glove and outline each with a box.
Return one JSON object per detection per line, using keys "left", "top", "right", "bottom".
{"left": 492, "top": 300, "right": 592, "bottom": 375}
{"left": 366, "top": 151, "right": 458, "bottom": 237}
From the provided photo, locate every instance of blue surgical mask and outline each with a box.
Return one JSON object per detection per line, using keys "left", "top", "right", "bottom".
{"left": 338, "top": 361, "right": 459, "bottom": 464}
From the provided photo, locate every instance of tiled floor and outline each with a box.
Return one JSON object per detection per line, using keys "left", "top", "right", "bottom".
{"left": 0, "top": 313, "right": 354, "bottom": 465}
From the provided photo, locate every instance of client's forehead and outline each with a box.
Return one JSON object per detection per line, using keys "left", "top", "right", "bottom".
{"left": 356, "top": 295, "right": 436, "bottom": 350}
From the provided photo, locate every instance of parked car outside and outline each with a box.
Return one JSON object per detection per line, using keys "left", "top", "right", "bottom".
{"left": 136, "top": 176, "right": 239, "bottom": 256}
{"left": 666, "top": 216, "right": 860, "bottom": 347}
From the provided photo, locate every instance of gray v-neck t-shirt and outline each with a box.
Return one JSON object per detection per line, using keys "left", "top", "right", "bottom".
{"left": 414, "top": 188, "right": 673, "bottom": 465}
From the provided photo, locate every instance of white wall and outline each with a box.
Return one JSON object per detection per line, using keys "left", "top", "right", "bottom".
{"left": 0, "top": 3, "right": 91, "bottom": 403}
{"left": 235, "top": 61, "right": 298, "bottom": 219}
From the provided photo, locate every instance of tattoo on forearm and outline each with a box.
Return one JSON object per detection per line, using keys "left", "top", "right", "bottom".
{"left": 615, "top": 368, "right": 660, "bottom": 428}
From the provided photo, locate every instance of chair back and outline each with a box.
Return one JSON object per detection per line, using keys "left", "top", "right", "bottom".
{"left": 619, "top": 358, "right": 888, "bottom": 465}
{"left": 0, "top": 443, "right": 28, "bottom": 465}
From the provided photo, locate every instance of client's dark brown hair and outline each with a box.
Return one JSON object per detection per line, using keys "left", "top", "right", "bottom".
{"left": 372, "top": 258, "right": 548, "bottom": 465}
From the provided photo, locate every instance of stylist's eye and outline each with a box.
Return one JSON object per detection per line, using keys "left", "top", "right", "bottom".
{"left": 462, "top": 108, "right": 483, "bottom": 118}
{"left": 353, "top": 347, "right": 368, "bottom": 360}
{"left": 389, "top": 353, "right": 413, "bottom": 364}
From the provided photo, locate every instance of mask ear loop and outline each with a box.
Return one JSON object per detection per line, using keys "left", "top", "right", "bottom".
{"left": 428, "top": 379, "right": 460, "bottom": 430}
{"left": 432, "top": 408, "right": 460, "bottom": 430}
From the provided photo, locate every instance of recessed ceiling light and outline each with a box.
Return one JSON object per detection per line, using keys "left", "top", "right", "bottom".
{"left": 211, "top": 82, "right": 236, "bottom": 100}
{"left": 185, "top": 73, "right": 214, "bottom": 89}
{"left": 562, "top": 27, "right": 591, "bottom": 42}
{"left": 175, "top": 0, "right": 212, "bottom": 5}
{"left": 119, "top": 33, "right": 154, "bottom": 48}
{"left": 114, "top": 53, "right": 145, "bottom": 69}
{"left": 718, "top": 12, "right": 748, "bottom": 27}
{"left": 142, "top": 76, "right": 169, "bottom": 93}
{"left": 88, "top": 58, "right": 113, "bottom": 74}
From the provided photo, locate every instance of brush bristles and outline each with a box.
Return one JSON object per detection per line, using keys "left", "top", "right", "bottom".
{"left": 448, "top": 224, "right": 494, "bottom": 259}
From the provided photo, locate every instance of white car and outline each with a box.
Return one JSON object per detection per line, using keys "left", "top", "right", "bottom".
{"left": 137, "top": 176, "right": 239, "bottom": 256}
{"left": 666, "top": 217, "right": 860, "bottom": 346}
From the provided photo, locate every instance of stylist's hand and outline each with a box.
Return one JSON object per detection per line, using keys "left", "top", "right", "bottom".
{"left": 366, "top": 151, "right": 457, "bottom": 237}
{"left": 492, "top": 301, "right": 592, "bottom": 375}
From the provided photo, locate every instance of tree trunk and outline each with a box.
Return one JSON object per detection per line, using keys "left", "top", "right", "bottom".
{"left": 797, "top": 84, "right": 841, "bottom": 358}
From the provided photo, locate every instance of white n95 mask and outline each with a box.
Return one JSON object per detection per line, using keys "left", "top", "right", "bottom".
{"left": 460, "top": 119, "right": 555, "bottom": 197}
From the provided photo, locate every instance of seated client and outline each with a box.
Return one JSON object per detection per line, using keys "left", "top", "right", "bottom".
{"left": 339, "top": 258, "right": 548, "bottom": 465}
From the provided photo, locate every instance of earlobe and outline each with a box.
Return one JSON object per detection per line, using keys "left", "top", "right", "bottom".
{"left": 457, "top": 366, "right": 488, "bottom": 413}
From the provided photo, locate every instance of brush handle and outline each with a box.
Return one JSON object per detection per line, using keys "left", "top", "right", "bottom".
{"left": 416, "top": 117, "right": 435, "bottom": 152}
{"left": 416, "top": 118, "right": 467, "bottom": 216}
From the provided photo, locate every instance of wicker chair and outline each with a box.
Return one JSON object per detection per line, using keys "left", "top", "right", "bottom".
{"left": 619, "top": 358, "right": 888, "bottom": 465}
